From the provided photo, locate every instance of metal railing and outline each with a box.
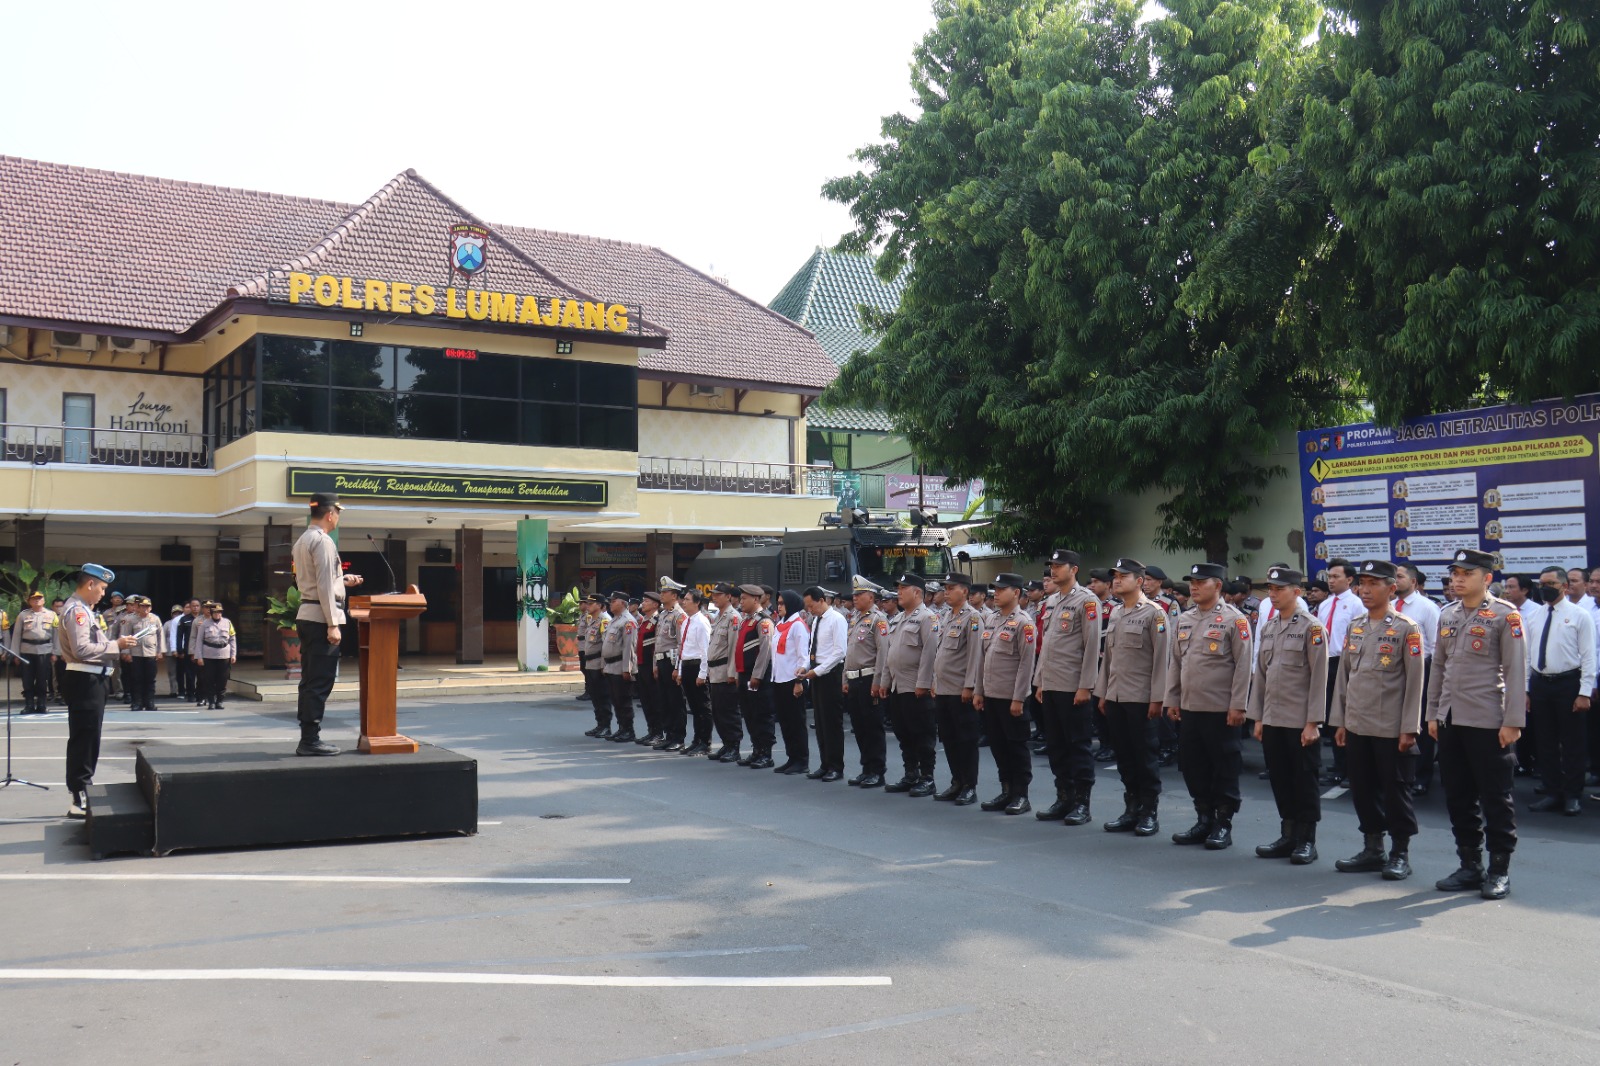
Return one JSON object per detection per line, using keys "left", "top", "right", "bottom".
{"left": 637, "top": 456, "right": 837, "bottom": 496}
{"left": 1, "top": 423, "right": 210, "bottom": 469}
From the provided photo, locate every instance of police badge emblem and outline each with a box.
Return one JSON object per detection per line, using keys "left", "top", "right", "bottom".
{"left": 449, "top": 223, "right": 489, "bottom": 279}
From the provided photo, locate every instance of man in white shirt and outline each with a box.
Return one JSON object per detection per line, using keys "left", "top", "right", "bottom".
{"left": 1395, "top": 564, "right": 1443, "bottom": 795}
{"left": 1566, "top": 568, "right": 1596, "bottom": 613}
{"left": 1524, "top": 580, "right": 1596, "bottom": 815}
{"left": 799, "top": 586, "right": 849, "bottom": 781}
{"left": 675, "top": 590, "right": 715, "bottom": 755}
{"left": 1317, "top": 559, "right": 1362, "bottom": 785}
{"left": 163, "top": 606, "right": 184, "bottom": 697}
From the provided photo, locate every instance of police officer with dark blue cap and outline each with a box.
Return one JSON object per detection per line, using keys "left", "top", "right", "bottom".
{"left": 57, "top": 563, "right": 138, "bottom": 817}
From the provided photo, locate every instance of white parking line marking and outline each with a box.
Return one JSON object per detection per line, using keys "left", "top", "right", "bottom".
{"left": 0, "top": 874, "right": 628, "bottom": 886}
{"left": 0, "top": 968, "right": 891, "bottom": 988}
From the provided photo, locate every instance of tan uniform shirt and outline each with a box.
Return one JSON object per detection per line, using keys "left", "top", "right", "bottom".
{"left": 933, "top": 603, "right": 983, "bottom": 697}
{"left": 601, "top": 610, "right": 638, "bottom": 676}
{"left": 1033, "top": 585, "right": 1101, "bottom": 693}
{"left": 58, "top": 594, "right": 119, "bottom": 669}
{"left": 706, "top": 605, "right": 742, "bottom": 683}
{"left": 845, "top": 608, "right": 886, "bottom": 676}
{"left": 582, "top": 612, "right": 607, "bottom": 670}
{"left": 972, "top": 606, "right": 1037, "bottom": 703}
{"left": 1165, "top": 601, "right": 1253, "bottom": 712}
{"left": 877, "top": 603, "right": 938, "bottom": 694}
{"left": 655, "top": 605, "right": 685, "bottom": 669}
{"left": 576, "top": 614, "right": 593, "bottom": 667}
{"left": 10, "top": 608, "right": 57, "bottom": 654}
{"left": 1246, "top": 607, "right": 1328, "bottom": 729}
{"left": 1096, "top": 597, "right": 1170, "bottom": 704}
{"left": 293, "top": 525, "right": 347, "bottom": 625}
{"left": 1331, "top": 611, "right": 1424, "bottom": 737}
{"left": 118, "top": 613, "right": 169, "bottom": 658}
{"left": 740, "top": 610, "right": 774, "bottom": 680}
{"left": 195, "top": 616, "right": 237, "bottom": 660}
{"left": 1426, "top": 595, "right": 1527, "bottom": 729}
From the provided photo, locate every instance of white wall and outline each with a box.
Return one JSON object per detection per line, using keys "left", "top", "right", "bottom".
{"left": 637, "top": 408, "right": 789, "bottom": 464}
{"left": 3, "top": 365, "right": 202, "bottom": 433}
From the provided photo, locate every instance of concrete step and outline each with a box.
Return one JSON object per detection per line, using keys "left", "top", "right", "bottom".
{"left": 230, "top": 669, "right": 586, "bottom": 703}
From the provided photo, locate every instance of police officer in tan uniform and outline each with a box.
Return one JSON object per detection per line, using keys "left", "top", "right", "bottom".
{"left": 875, "top": 573, "right": 940, "bottom": 796}
{"left": 1096, "top": 559, "right": 1171, "bottom": 837}
{"left": 735, "top": 584, "right": 777, "bottom": 768}
{"left": 931, "top": 573, "right": 984, "bottom": 805}
{"left": 1331, "top": 559, "right": 1425, "bottom": 880}
{"left": 10, "top": 591, "right": 56, "bottom": 714}
{"left": 972, "top": 572, "right": 1038, "bottom": 814}
{"left": 1428, "top": 548, "right": 1527, "bottom": 900}
{"left": 1164, "top": 562, "right": 1254, "bottom": 850}
{"left": 580, "top": 594, "right": 613, "bottom": 738}
{"left": 656, "top": 577, "right": 690, "bottom": 751}
{"left": 117, "top": 594, "right": 167, "bottom": 712}
{"left": 601, "top": 591, "right": 639, "bottom": 743}
{"left": 843, "top": 575, "right": 888, "bottom": 787}
{"left": 58, "top": 563, "right": 138, "bottom": 817}
{"left": 1247, "top": 567, "right": 1328, "bottom": 864}
{"left": 1032, "top": 549, "right": 1103, "bottom": 824}
{"left": 193, "top": 601, "right": 237, "bottom": 710}
{"left": 704, "top": 582, "right": 744, "bottom": 762}
{"left": 292, "top": 491, "right": 364, "bottom": 754}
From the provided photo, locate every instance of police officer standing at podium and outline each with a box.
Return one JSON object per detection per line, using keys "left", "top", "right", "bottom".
{"left": 293, "top": 491, "right": 364, "bottom": 756}
{"left": 58, "top": 563, "right": 138, "bottom": 818}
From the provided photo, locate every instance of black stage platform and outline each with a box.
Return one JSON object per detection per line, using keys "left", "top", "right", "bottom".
{"left": 85, "top": 742, "right": 477, "bottom": 858}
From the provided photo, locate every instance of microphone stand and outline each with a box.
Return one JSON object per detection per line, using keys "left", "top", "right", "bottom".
{"left": 366, "top": 534, "right": 399, "bottom": 594}
{"left": 0, "top": 642, "right": 47, "bottom": 790}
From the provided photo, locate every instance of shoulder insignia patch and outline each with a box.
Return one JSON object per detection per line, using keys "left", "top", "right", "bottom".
{"left": 1310, "top": 628, "right": 1324, "bottom": 646}
{"left": 1022, "top": 624, "right": 1036, "bottom": 645}
{"left": 1156, "top": 620, "right": 1167, "bottom": 634}
{"left": 1406, "top": 632, "right": 1422, "bottom": 657}
{"left": 1234, "top": 618, "right": 1251, "bottom": 642}
{"left": 877, "top": 620, "right": 888, "bottom": 636}
{"left": 970, "top": 620, "right": 980, "bottom": 632}
{"left": 759, "top": 619, "right": 773, "bottom": 634}
{"left": 1084, "top": 601, "right": 1097, "bottom": 621}
{"left": 1506, "top": 611, "right": 1523, "bottom": 639}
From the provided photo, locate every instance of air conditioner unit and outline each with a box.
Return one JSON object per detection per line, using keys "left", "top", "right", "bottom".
{"left": 51, "top": 331, "right": 99, "bottom": 351}
{"left": 108, "top": 336, "right": 153, "bottom": 354}
{"left": 688, "top": 384, "right": 722, "bottom": 397}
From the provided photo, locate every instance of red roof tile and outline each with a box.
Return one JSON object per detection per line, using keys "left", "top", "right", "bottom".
{"left": 0, "top": 156, "right": 834, "bottom": 392}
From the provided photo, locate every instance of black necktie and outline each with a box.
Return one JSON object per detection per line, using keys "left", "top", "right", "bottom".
{"left": 810, "top": 618, "right": 819, "bottom": 664}
{"left": 1538, "top": 604, "right": 1553, "bottom": 673}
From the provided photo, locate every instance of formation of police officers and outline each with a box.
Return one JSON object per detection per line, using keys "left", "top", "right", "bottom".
{"left": 5, "top": 589, "right": 239, "bottom": 718}
{"left": 576, "top": 547, "right": 1554, "bottom": 901}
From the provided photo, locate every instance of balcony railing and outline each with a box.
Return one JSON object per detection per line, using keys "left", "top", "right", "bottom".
{"left": 638, "top": 456, "right": 836, "bottom": 496}
{"left": 1, "top": 423, "right": 210, "bottom": 469}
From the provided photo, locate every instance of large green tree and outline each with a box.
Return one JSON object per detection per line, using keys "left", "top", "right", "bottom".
{"left": 826, "top": 0, "right": 1349, "bottom": 558}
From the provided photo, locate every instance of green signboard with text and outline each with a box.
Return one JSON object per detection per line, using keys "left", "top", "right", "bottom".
{"left": 287, "top": 468, "right": 608, "bottom": 508}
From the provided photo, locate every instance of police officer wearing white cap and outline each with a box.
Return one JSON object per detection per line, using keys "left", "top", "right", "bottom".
{"left": 57, "top": 563, "right": 138, "bottom": 817}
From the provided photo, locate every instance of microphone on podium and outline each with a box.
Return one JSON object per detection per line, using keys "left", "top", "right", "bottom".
{"left": 367, "top": 533, "right": 399, "bottom": 593}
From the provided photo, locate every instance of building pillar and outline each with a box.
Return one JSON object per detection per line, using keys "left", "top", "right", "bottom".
{"left": 263, "top": 523, "right": 293, "bottom": 669}
{"left": 646, "top": 531, "right": 673, "bottom": 587}
{"left": 17, "top": 518, "right": 45, "bottom": 569}
{"left": 214, "top": 535, "right": 242, "bottom": 616}
{"left": 456, "top": 527, "right": 483, "bottom": 665}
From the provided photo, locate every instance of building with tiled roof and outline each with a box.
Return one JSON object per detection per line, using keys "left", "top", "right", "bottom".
{"left": 0, "top": 156, "right": 840, "bottom": 663}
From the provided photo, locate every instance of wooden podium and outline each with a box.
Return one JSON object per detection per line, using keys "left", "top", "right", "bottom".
{"left": 348, "top": 586, "right": 428, "bottom": 754}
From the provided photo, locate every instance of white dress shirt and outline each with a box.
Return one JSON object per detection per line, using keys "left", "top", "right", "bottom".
{"left": 808, "top": 607, "right": 848, "bottom": 675}
{"left": 164, "top": 613, "right": 183, "bottom": 653}
{"left": 771, "top": 616, "right": 812, "bottom": 684}
{"left": 679, "top": 611, "right": 711, "bottom": 662}
{"left": 1525, "top": 598, "right": 1597, "bottom": 693}
{"left": 1317, "top": 589, "right": 1360, "bottom": 657}
{"left": 1392, "top": 593, "right": 1441, "bottom": 658}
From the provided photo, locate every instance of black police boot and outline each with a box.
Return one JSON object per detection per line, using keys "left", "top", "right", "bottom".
{"left": 1381, "top": 838, "right": 1412, "bottom": 880}
{"left": 1336, "top": 832, "right": 1388, "bottom": 873}
{"left": 1062, "top": 789, "right": 1092, "bottom": 827}
{"left": 1204, "top": 809, "right": 1234, "bottom": 850}
{"left": 296, "top": 724, "right": 340, "bottom": 757}
{"left": 1289, "top": 822, "right": 1319, "bottom": 865}
{"left": 1035, "top": 787, "right": 1071, "bottom": 821}
{"left": 1481, "top": 853, "right": 1511, "bottom": 900}
{"left": 1436, "top": 848, "right": 1485, "bottom": 892}
{"left": 583, "top": 725, "right": 605, "bottom": 738}
{"left": 1004, "top": 792, "right": 1032, "bottom": 815}
{"left": 1133, "top": 800, "right": 1160, "bottom": 837}
{"left": 611, "top": 730, "right": 637, "bottom": 743}
{"left": 1171, "top": 805, "right": 1213, "bottom": 845}
{"left": 980, "top": 782, "right": 1012, "bottom": 811}
{"left": 747, "top": 753, "right": 775, "bottom": 769}
{"left": 934, "top": 780, "right": 963, "bottom": 801}
{"left": 953, "top": 785, "right": 977, "bottom": 805}
{"left": 884, "top": 772, "right": 917, "bottom": 793}
{"left": 1103, "top": 793, "right": 1138, "bottom": 833}
{"left": 908, "top": 777, "right": 936, "bottom": 797}
{"left": 717, "top": 747, "right": 742, "bottom": 763}
{"left": 1256, "top": 819, "right": 1295, "bottom": 859}
{"left": 856, "top": 772, "right": 885, "bottom": 789}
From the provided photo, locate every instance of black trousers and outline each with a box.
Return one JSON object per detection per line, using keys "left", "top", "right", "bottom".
{"left": 199, "top": 658, "right": 230, "bottom": 705}
{"left": 846, "top": 676, "right": 886, "bottom": 776}
{"left": 635, "top": 662, "right": 660, "bottom": 737}
{"left": 584, "top": 668, "right": 612, "bottom": 728}
{"left": 935, "top": 693, "right": 980, "bottom": 788}
{"left": 738, "top": 676, "right": 776, "bottom": 754}
{"left": 680, "top": 660, "right": 712, "bottom": 745}
{"left": 658, "top": 659, "right": 688, "bottom": 743}
{"left": 54, "top": 657, "right": 67, "bottom": 701}
{"left": 1040, "top": 689, "right": 1096, "bottom": 793}
{"left": 1104, "top": 699, "right": 1161, "bottom": 803}
{"left": 1177, "top": 709, "right": 1243, "bottom": 813}
{"left": 1413, "top": 660, "right": 1436, "bottom": 784}
{"left": 1344, "top": 731, "right": 1418, "bottom": 841}
{"left": 773, "top": 679, "right": 810, "bottom": 765}
{"left": 889, "top": 690, "right": 937, "bottom": 780}
{"left": 1531, "top": 671, "right": 1586, "bottom": 800}
{"left": 124, "top": 657, "right": 158, "bottom": 709}
{"left": 1260, "top": 723, "right": 1321, "bottom": 823}
{"left": 177, "top": 656, "right": 199, "bottom": 699}
{"left": 607, "top": 674, "right": 634, "bottom": 734}
{"left": 710, "top": 679, "right": 743, "bottom": 748}
{"left": 1093, "top": 696, "right": 1110, "bottom": 749}
{"left": 63, "top": 670, "right": 108, "bottom": 795}
{"left": 1321, "top": 659, "right": 1344, "bottom": 776}
{"left": 20, "top": 651, "right": 50, "bottom": 710}
{"left": 811, "top": 666, "right": 845, "bottom": 773}
{"left": 296, "top": 620, "right": 340, "bottom": 730}
{"left": 982, "top": 698, "right": 1032, "bottom": 795}
{"left": 1438, "top": 721, "right": 1517, "bottom": 855}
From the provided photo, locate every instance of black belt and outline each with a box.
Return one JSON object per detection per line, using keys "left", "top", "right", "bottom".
{"left": 203, "top": 641, "right": 230, "bottom": 648}
{"left": 708, "top": 657, "right": 728, "bottom": 668}
{"left": 22, "top": 638, "right": 50, "bottom": 645}
{"left": 604, "top": 655, "right": 622, "bottom": 664}
{"left": 1533, "top": 668, "right": 1581, "bottom": 681}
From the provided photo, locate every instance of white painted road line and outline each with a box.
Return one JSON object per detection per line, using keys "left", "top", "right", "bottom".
{"left": 0, "top": 874, "right": 629, "bottom": 886}
{"left": 0, "top": 968, "right": 892, "bottom": 988}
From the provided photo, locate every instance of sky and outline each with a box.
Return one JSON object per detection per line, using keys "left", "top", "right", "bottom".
{"left": 3, "top": 0, "right": 937, "bottom": 306}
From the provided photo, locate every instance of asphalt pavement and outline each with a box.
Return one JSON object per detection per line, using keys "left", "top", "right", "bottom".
{"left": 1, "top": 693, "right": 1597, "bottom": 1065}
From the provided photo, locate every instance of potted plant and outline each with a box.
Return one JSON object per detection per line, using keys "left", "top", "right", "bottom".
{"left": 549, "top": 586, "right": 583, "bottom": 671}
{"left": 263, "top": 587, "right": 304, "bottom": 680}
